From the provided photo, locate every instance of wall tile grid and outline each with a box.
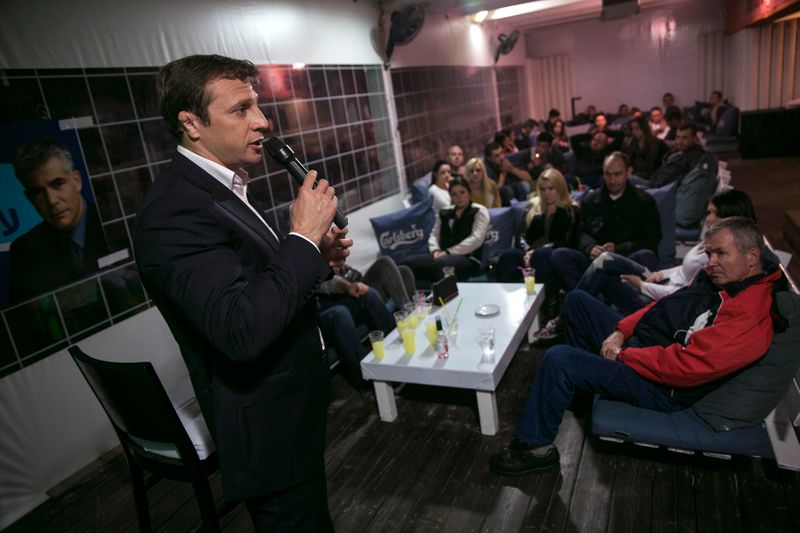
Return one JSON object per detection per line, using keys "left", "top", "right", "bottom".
{"left": 0, "top": 64, "right": 397, "bottom": 377}
{"left": 392, "top": 65, "right": 525, "bottom": 183}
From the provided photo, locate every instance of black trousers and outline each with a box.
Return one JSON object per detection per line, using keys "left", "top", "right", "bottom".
{"left": 245, "top": 465, "right": 334, "bottom": 532}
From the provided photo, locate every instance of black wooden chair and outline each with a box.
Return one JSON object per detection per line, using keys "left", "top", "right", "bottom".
{"left": 69, "top": 345, "right": 234, "bottom": 532}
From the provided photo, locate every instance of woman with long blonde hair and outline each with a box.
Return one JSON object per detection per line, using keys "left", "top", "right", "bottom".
{"left": 465, "top": 157, "right": 501, "bottom": 208}
{"left": 496, "top": 168, "right": 580, "bottom": 319}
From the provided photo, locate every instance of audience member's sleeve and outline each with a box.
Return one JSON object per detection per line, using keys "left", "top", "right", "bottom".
{"left": 616, "top": 301, "right": 657, "bottom": 337}
{"left": 317, "top": 275, "right": 346, "bottom": 295}
{"left": 428, "top": 216, "right": 442, "bottom": 253}
{"left": 618, "top": 305, "right": 774, "bottom": 387}
{"left": 640, "top": 281, "right": 680, "bottom": 301}
{"left": 615, "top": 196, "right": 662, "bottom": 256}
{"left": 447, "top": 206, "right": 490, "bottom": 255}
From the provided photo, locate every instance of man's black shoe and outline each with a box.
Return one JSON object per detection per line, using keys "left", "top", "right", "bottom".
{"left": 489, "top": 439, "right": 560, "bottom": 476}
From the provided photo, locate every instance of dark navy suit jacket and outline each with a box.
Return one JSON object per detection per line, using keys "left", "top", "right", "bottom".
{"left": 133, "top": 153, "right": 332, "bottom": 500}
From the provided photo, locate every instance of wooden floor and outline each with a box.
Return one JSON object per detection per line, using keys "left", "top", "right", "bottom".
{"left": 8, "top": 340, "right": 800, "bottom": 533}
{"left": 8, "top": 153, "right": 800, "bottom": 533}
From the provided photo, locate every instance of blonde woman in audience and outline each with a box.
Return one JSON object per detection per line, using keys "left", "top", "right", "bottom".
{"left": 465, "top": 157, "right": 501, "bottom": 208}
{"left": 496, "top": 168, "right": 580, "bottom": 282}
{"left": 428, "top": 159, "right": 453, "bottom": 214}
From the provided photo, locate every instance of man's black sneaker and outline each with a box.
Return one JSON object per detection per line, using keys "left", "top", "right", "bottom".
{"left": 489, "top": 439, "right": 561, "bottom": 476}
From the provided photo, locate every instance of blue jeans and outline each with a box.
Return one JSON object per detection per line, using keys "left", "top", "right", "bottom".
{"left": 318, "top": 305, "right": 367, "bottom": 390}
{"left": 514, "top": 290, "right": 679, "bottom": 446}
{"left": 498, "top": 181, "right": 530, "bottom": 206}
{"left": 575, "top": 252, "right": 655, "bottom": 315}
{"left": 551, "top": 248, "right": 658, "bottom": 290}
{"left": 318, "top": 287, "right": 394, "bottom": 335}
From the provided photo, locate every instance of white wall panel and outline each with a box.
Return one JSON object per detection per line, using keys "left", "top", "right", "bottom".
{"left": 0, "top": 0, "right": 381, "bottom": 68}
{"left": 523, "top": 1, "right": 725, "bottom": 113}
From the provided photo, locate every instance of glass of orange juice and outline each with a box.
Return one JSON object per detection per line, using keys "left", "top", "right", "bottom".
{"left": 523, "top": 267, "right": 536, "bottom": 295}
{"left": 401, "top": 328, "right": 416, "bottom": 355}
{"left": 369, "top": 330, "right": 385, "bottom": 359}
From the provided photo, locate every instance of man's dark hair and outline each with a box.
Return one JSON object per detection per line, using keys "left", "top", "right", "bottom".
{"left": 536, "top": 131, "right": 553, "bottom": 145}
{"left": 431, "top": 159, "right": 450, "bottom": 186}
{"left": 523, "top": 118, "right": 536, "bottom": 129}
{"left": 548, "top": 108, "right": 560, "bottom": 119}
{"left": 448, "top": 176, "right": 472, "bottom": 194}
{"left": 650, "top": 106, "right": 663, "bottom": 114}
{"left": 663, "top": 92, "right": 674, "bottom": 99}
{"left": 12, "top": 138, "right": 74, "bottom": 182}
{"left": 711, "top": 90, "right": 723, "bottom": 100}
{"left": 705, "top": 216, "right": 765, "bottom": 257}
{"left": 677, "top": 121, "right": 698, "bottom": 136}
{"left": 664, "top": 105, "right": 682, "bottom": 122}
{"left": 157, "top": 54, "right": 259, "bottom": 140}
{"left": 483, "top": 141, "right": 502, "bottom": 159}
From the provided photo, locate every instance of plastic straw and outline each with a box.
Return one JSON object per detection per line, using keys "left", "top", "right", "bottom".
{"left": 447, "top": 297, "right": 463, "bottom": 335}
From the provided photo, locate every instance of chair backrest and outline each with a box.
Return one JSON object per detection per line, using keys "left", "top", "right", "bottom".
{"left": 69, "top": 345, "right": 199, "bottom": 463}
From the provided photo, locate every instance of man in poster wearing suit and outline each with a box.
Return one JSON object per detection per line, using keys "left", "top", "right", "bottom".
{"left": 133, "top": 55, "right": 350, "bottom": 531}
{"left": 10, "top": 139, "right": 110, "bottom": 303}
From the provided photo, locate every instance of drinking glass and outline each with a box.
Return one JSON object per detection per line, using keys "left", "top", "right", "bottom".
{"left": 369, "top": 330, "right": 385, "bottom": 359}
{"left": 523, "top": 267, "right": 536, "bottom": 295}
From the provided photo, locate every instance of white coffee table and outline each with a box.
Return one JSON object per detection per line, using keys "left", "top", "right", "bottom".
{"left": 360, "top": 282, "right": 544, "bottom": 435}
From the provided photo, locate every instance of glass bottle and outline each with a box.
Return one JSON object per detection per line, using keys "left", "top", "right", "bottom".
{"left": 435, "top": 317, "right": 449, "bottom": 360}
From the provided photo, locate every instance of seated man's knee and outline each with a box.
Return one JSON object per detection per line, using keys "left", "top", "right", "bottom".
{"left": 320, "top": 305, "right": 356, "bottom": 330}
{"left": 563, "top": 289, "right": 595, "bottom": 315}
{"left": 541, "top": 344, "right": 578, "bottom": 372}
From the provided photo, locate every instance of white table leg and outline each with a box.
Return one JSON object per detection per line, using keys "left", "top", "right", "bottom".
{"left": 373, "top": 381, "right": 398, "bottom": 422}
{"left": 476, "top": 391, "right": 499, "bottom": 435}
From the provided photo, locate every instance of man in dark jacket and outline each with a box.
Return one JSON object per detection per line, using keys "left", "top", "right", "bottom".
{"left": 549, "top": 151, "right": 661, "bottom": 290}
{"left": 10, "top": 139, "right": 111, "bottom": 303}
{"left": 649, "top": 122, "right": 706, "bottom": 187}
{"left": 490, "top": 217, "right": 783, "bottom": 476}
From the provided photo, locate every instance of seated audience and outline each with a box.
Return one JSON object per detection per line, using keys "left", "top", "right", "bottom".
{"left": 550, "top": 119, "right": 570, "bottom": 152}
{"left": 573, "top": 104, "right": 597, "bottom": 126}
{"left": 649, "top": 106, "right": 669, "bottom": 139}
{"left": 484, "top": 141, "right": 533, "bottom": 206}
{"left": 535, "top": 189, "right": 756, "bottom": 338}
{"left": 402, "top": 177, "right": 490, "bottom": 282}
{"left": 528, "top": 132, "right": 568, "bottom": 178}
{"left": 490, "top": 217, "right": 785, "bottom": 476}
{"left": 574, "top": 131, "right": 612, "bottom": 179}
{"left": 663, "top": 105, "right": 683, "bottom": 141}
{"left": 649, "top": 122, "right": 705, "bottom": 187}
{"left": 624, "top": 115, "right": 669, "bottom": 180}
{"left": 465, "top": 157, "right": 501, "bottom": 208}
{"left": 495, "top": 168, "right": 580, "bottom": 286}
{"left": 447, "top": 144, "right": 466, "bottom": 178}
{"left": 495, "top": 130, "right": 518, "bottom": 154}
{"left": 543, "top": 152, "right": 661, "bottom": 316}
{"left": 428, "top": 160, "right": 453, "bottom": 214}
{"left": 588, "top": 113, "right": 608, "bottom": 136}
{"left": 699, "top": 90, "right": 729, "bottom": 134}
{"left": 515, "top": 119, "right": 536, "bottom": 151}
{"left": 544, "top": 108, "right": 561, "bottom": 132}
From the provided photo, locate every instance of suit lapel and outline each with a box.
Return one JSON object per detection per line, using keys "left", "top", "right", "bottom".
{"left": 172, "top": 154, "right": 281, "bottom": 253}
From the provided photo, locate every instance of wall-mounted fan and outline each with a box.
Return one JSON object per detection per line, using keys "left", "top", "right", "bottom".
{"left": 384, "top": 5, "right": 425, "bottom": 66}
{"left": 494, "top": 30, "right": 520, "bottom": 64}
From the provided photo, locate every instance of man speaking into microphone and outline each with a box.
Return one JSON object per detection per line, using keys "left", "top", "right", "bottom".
{"left": 134, "top": 54, "right": 350, "bottom": 531}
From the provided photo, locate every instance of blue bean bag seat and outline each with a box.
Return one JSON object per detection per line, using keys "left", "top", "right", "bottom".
{"left": 591, "top": 397, "right": 772, "bottom": 457}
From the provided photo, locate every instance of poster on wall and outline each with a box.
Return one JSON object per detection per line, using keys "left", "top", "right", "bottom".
{"left": 0, "top": 119, "right": 118, "bottom": 307}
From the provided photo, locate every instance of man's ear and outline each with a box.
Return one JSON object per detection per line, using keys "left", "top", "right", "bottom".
{"left": 178, "top": 110, "right": 201, "bottom": 141}
{"left": 748, "top": 248, "right": 761, "bottom": 270}
{"left": 71, "top": 170, "right": 82, "bottom": 192}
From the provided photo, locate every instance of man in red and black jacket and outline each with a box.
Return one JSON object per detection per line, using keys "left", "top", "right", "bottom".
{"left": 490, "top": 216, "right": 785, "bottom": 476}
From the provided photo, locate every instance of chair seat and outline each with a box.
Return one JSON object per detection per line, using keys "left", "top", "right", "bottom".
{"left": 130, "top": 396, "right": 215, "bottom": 461}
{"left": 591, "top": 397, "right": 773, "bottom": 458}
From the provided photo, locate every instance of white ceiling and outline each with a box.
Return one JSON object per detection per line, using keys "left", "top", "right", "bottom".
{"left": 372, "top": 0, "right": 693, "bottom": 31}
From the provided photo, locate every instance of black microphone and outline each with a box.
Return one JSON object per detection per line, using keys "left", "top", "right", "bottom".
{"left": 263, "top": 137, "right": 348, "bottom": 229}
